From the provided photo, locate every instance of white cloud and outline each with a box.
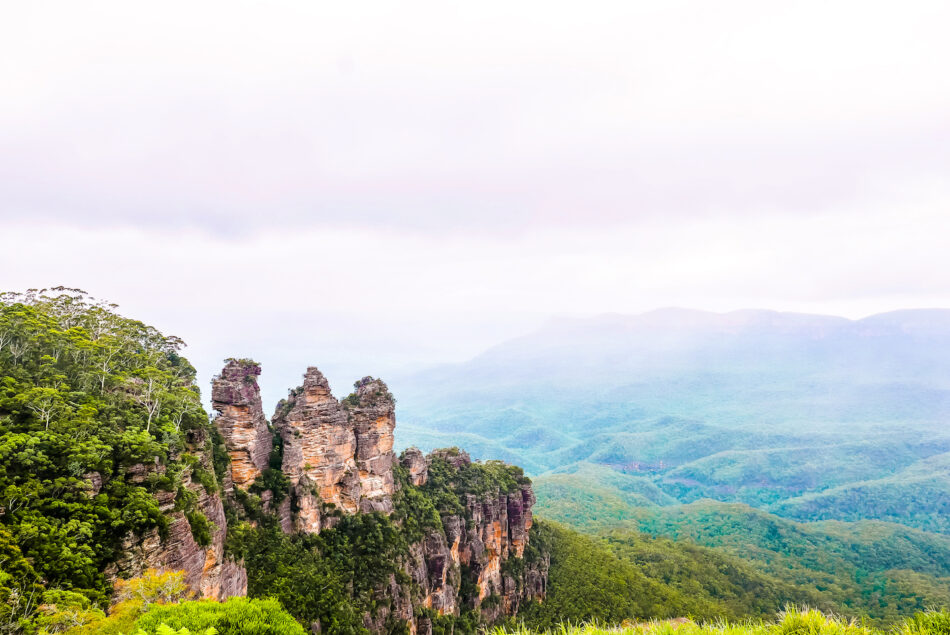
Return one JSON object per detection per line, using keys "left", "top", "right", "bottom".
{"left": 2, "top": 1, "right": 948, "bottom": 232}
{"left": 2, "top": 1, "right": 949, "bottom": 404}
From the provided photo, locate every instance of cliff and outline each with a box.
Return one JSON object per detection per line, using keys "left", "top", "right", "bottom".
{"left": 212, "top": 362, "right": 548, "bottom": 634}
{"left": 403, "top": 450, "right": 546, "bottom": 627}
{"left": 0, "top": 287, "right": 545, "bottom": 635}
{"left": 211, "top": 359, "right": 273, "bottom": 492}
{"left": 104, "top": 358, "right": 546, "bottom": 633}
{"left": 105, "top": 427, "right": 248, "bottom": 600}
{"left": 268, "top": 368, "right": 397, "bottom": 533}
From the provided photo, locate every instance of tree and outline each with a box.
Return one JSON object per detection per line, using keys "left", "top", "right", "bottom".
{"left": 17, "top": 387, "right": 66, "bottom": 430}
{"left": 127, "top": 370, "right": 173, "bottom": 432}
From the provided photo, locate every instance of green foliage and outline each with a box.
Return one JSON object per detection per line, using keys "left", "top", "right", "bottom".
{"left": 248, "top": 469, "right": 289, "bottom": 505}
{"left": 899, "top": 610, "right": 950, "bottom": 635}
{"left": 134, "top": 625, "right": 215, "bottom": 635}
{"left": 492, "top": 609, "right": 950, "bottom": 635}
{"left": 0, "top": 289, "right": 219, "bottom": 623}
{"left": 229, "top": 522, "right": 369, "bottom": 634}
{"left": 232, "top": 511, "right": 414, "bottom": 633}
{"left": 227, "top": 449, "right": 540, "bottom": 633}
{"left": 134, "top": 598, "right": 304, "bottom": 635}
{"left": 534, "top": 494, "right": 950, "bottom": 625}
{"left": 31, "top": 570, "right": 192, "bottom": 635}
{"left": 184, "top": 511, "right": 213, "bottom": 548}
{"left": 769, "top": 454, "right": 950, "bottom": 534}
{"left": 34, "top": 589, "right": 106, "bottom": 634}
{"left": 419, "top": 452, "right": 529, "bottom": 520}
{"left": 391, "top": 462, "right": 441, "bottom": 543}
{"left": 519, "top": 521, "right": 812, "bottom": 631}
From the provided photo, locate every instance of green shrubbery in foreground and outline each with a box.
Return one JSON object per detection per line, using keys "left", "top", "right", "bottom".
{"left": 492, "top": 607, "right": 950, "bottom": 635}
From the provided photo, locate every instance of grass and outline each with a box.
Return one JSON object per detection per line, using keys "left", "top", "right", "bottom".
{"left": 491, "top": 608, "right": 950, "bottom": 635}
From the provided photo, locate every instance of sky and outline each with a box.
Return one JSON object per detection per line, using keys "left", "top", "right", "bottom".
{"left": 2, "top": 1, "right": 950, "bottom": 408}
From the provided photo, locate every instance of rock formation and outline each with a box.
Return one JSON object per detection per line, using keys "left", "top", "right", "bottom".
{"left": 106, "top": 430, "right": 247, "bottom": 600}
{"left": 361, "top": 449, "right": 545, "bottom": 633}
{"left": 273, "top": 368, "right": 397, "bottom": 532}
{"left": 211, "top": 359, "right": 272, "bottom": 491}
{"left": 401, "top": 447, "right": 428, "bottom": 486}
{"left": 347, "top": 376, "right": 397, "bottom": 513}
{"left": 206, "top": 360, "right": 547, "bottom": 632}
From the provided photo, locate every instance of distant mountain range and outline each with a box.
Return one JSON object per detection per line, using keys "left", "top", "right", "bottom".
{"left": 392, "top": 308, "right": 950, "bottom": 532}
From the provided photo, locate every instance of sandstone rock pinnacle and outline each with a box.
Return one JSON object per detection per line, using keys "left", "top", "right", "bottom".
{"left": 211, "top": 359, "right": 272, "bottom": 491}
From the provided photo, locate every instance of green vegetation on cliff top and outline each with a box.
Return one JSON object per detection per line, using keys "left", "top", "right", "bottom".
{"left": 0, "top": 288, "right": 219, "bottom": 613}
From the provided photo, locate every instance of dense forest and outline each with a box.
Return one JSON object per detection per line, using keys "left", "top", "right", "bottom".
{"left": 0, "top": 289, "right": 547, "bottom": 634}
{"left": 0, "top": 289, "right": 214, "bottom": 602}
{"left": 534, "top": 478, "right": 950, "bottom": 624}
{"left": 395, "top": 310, "right": 950, "bottom": 534}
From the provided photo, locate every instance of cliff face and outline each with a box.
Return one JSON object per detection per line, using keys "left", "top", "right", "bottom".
{"left": 211, "top": 360, "right": 272, "bottom": 491}
{"left": 106, "top": 430, "right": 247, "bottom": 600}
{"left": 420, "top": 453, "right": 542, "bottom": 619}
{"left": 360, "top": 450, "right": 546, "bottom": 634}
{"left": 207, "top": 361, "right": 547, "bottom": 633}
{"left": 272, "top": 368, "right": 397, "bottom": 532}
{"left": 347, "top": 377, "right": 397, "bottom": 513}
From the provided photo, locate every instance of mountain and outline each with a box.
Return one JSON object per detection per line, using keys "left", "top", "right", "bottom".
{"left": 392, "top": 308, "right": 950, "bottom": 530}
{"left": 0, "top": 289, "right": 547, "bottom": 635}
{"left": 533, "top": 490, "right": 950, "bottom": 623}
{"left": 6, "top": 292, "right": 950, "bottom": 634}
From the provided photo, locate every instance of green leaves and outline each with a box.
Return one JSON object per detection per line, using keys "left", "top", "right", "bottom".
{"left": 134, "top": 597, "right": 305, "bottom": 635}
{"left": 140, "top": 625, "right": 217, "bottom": 635}
{"left": 0, "top": 289, "right": 215, "bottom": 615}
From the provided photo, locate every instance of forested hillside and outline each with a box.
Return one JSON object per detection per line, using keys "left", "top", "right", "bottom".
{"left": 533, "top": 491, "right": 950, "bottom": 623}
{"left": 0, "top": 289, "right": 549, "bottom": 634}
{"left": 394, "top": 309, "right": 950, "bottom": 529}
{"left": 4, "top": 290, "right": 949, "bottom": 634}
{"left": 0, "top": 288, "right": 232, "bottom": 604}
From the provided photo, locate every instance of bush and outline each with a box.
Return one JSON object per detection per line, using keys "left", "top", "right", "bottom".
{"left": 900, "top": 611, "right": 950, "bottom": 635}
{"left": 134, "top": 597, "right": 305, "bottom": 635}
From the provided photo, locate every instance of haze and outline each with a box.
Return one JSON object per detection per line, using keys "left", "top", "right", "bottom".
{"left": 3, "top": 1, "right": 949, "bottom": 407}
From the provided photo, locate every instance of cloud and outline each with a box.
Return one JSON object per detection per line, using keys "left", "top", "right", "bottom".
{"left": 1, "top": 1, "right": 948, "bottom": 236}
{"left": 3, "top": 1, "right": 950, "bottom": 405}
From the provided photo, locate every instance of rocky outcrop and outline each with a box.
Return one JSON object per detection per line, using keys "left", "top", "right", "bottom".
{"left": 273, "top": 367, "right": 356, "bottom": 533}
{"left": 203, "top": 360, "right": 547, "bottom": 633}
{"left": 97, "top": 347, "right": 547, "bottom": 633}
{"left": 398, "top": 450, "right": 545, "bottom": 628}
{"left": 401, "top": 447, "right": 428, "bottom": 486}
{"left": 273, "top": 368, "right": 397, "bottom": 532}
{"left": 347, "top": 377, "right": 397, "bottom": 513}
{"left": 106, "top": 433, "right": 247, "bottom": 600}
{"left": 508, "top": 485, "right": 535, "bottom": 558}
{"left": 211, "top": 360, "right": 272, "bottom": 491}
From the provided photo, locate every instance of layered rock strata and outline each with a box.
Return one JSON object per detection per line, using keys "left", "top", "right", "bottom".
{"left": 106, "top": 433, "right": 247, "bottom": 600}
{"left": 368, "top": 449, "right": 545, "bottom": 634}
{"left": 205, "top": 360, "right": 547, "bottom": 633}
{"left": 347, "top": 377, "right": 397, "bottom": 513}
{"left": 272, "top": 368, "right": 397, "bottom": 532}
{"left": 211, "top": 360, "right": 272, "bottom": 491}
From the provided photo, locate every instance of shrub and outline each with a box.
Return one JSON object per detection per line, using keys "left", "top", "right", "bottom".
{"left": 134, "top": 597, "right": 305, "bottom": 635}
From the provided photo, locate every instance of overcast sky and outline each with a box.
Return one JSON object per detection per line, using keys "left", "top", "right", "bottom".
{"left": 3, "top": 1, "right": 949, "bottom": 407}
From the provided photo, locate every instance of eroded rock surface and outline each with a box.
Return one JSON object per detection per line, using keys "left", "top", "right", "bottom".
{"left": 272, "top": 367, "right": 357, "bottom": 533}
{"left": 400, "top": 451, "right": 545, "bottom": 627}
{"left": 347, "top": 376, "right": 397, "bottom": 513}
{"left": 401, "top": 447, "right": 428, "bottom": 486}
{"left": 211, "top": 359, "right": 272, "bottom": 491}
{"left": 106, "top": 439, "right": 247, "bottom": 600}
{"left": 202, "top": 360, "right": 547, "bottom": 632}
